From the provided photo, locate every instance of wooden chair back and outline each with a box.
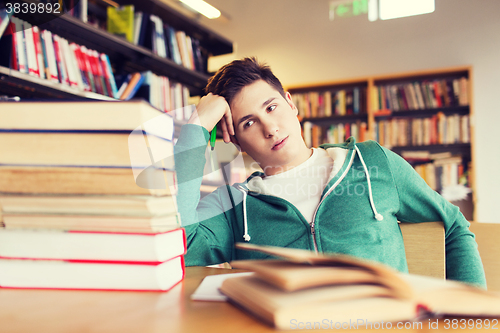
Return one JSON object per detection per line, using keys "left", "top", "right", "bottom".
{"left": 469, "top": 222, "right": 500, "bottom": 291}
{"left": 399, "top": 221, "right": 445, "bottom": 279}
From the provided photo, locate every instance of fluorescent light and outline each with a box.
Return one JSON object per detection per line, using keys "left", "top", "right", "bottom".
{"left": 379, "top": 0, "right": 434, "bottom": 20}
{"left": 368, "top": 0, "right": 378, "bottom": 22}
{"left": 179, "top": 0, "right": 221, "bottom": 19}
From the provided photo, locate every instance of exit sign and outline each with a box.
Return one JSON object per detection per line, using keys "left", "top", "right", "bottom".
{"left": 329, "top": 0, "right": 368, "bottom": 20}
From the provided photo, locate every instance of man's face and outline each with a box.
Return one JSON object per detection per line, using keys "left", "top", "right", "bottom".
{"left": 230, "top": 80, "right": 311, "bottom": 176}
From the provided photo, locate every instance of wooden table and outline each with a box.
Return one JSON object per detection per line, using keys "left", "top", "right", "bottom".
{"left": 0, "top": 267, "right": 496, "bottom": 332}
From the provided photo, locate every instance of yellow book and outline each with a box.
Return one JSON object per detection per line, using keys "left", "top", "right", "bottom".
{"left": 107, "top": 5, "right": 135, "bottom": 43}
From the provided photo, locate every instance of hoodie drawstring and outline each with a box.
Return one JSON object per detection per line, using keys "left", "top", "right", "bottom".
{"left": 355, "top": 145, "right": 384, "bottom": 221}
{"left": 236, "top": 184, "right": 251, "bottom": 241}
{"left": 241, "top": 189, "right": 251, "bottom": 241}
{"left": 234, "top": 145, "right": 382, "bottom": 245}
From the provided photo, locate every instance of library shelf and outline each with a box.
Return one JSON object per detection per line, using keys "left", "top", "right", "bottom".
{"left": 286, "top": 66, "right": 476, "bottom": 219}
{"left": 0, "top": 65, "right": 114, "bottom": 100}
{"left": 3, "top": 0, "right": 233, "bottom": 99}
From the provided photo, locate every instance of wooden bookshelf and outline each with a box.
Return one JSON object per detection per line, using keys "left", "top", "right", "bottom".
{"left": 287, "top": 66, "right": 476, "bottom": 220}
{"left": 0, "top": 65, "right": 115, "bottom": 100}
{"left": 2, "top": 0, "right": 233, "bottom": 99}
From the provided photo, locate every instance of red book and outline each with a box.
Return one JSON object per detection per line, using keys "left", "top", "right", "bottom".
{"left": 31, "top": 26, "right": 45, "bottom": 80}
{"left": 70, "top": 43, "right": 89, "bottom": 91}
{"left": 79, "top": 45, "right": 96, "bottom": 92}
{"left": 52, "top": 34, "right": 69, "bottom": 85}
{"left": 88, "top": 49, "right": 105, "bottom": 95}
{"left": 433, "top": 81, "right": 443, "bottom": 107}
{"left": 98, "top": 53, "right": 114, "bottom": 97}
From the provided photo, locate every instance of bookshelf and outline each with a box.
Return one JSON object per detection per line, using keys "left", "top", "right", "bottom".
{"left": 287, "top": 66, "right": 475, "bottom": 220}
{"left": 289, "top": 79, "right": 369, "bottom": 148}
{"left": 0, "top": 0, "right": 233, "bottom": 99}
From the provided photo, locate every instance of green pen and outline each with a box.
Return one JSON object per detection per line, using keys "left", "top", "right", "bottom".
{"left": 209, "top": 125, "right": 217, "bottom": 172}
{"left": 210, "top": 125, "right": 217, "bottom": 151}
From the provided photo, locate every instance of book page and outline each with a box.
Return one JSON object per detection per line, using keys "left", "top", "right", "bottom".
{"left": 399, "top": 273, "right": 500, "bottom": 316}
{"left": 190, "top": 272, "right": 253, "bottom": 301}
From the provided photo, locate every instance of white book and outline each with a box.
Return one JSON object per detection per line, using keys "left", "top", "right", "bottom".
{"left": 413, "top": 82, "right": 426, "bottom": 109}
{"left": 12, "top": 17, "right": 28, "bottom": 74}
{"left": 60, "top": 37, "right": 78, "bottom": 88}
{"left": 22, "top": 22, "right": 39, "bottom": 77}
{"left": 33, "top": 26, "right": 46, "bottom": 80}
{"left": 0, "top": 255, "right": 184, "bottom": 291}
{"left": 133, "top": 12, "right": 143, "bottom": 45}
{"left": 0, "top": 228, "right": 185, "bottom": 262}
{"left": 42, "top": 30, "right": 59, "bottom": 82}
{"left": 61, "top": 38, "right": 82, "bottom": 89}
{"left": 52, "top": 34, "right": 69, "bottom": 85}
{"left": 163, "top": 76, "right": 171, "bottom": 112}
{"left": 79, "top": 0, "right": 88, "bottom": 23}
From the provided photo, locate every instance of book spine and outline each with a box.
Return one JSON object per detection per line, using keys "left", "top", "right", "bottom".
{"left": 60, "top": 37, "right": 80, "bottom": 88}
{"left": 100, "top": 53, "right": 118, "bottom": 98}
{"left": 52, "top": 34, "right": 69, "bottom": 85}
{"left": 31, "top": 26, "right": 45, "bottom": 80}
{"left": 12, "top": 17, "right": 28, "bottom": 74}
{"left": 42, "top": 30, "right": 59, "bottom": 82}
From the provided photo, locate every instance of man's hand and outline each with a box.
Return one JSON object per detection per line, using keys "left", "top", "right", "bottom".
{"left": 188, "top": 93, "right": 235, "bottom": 143}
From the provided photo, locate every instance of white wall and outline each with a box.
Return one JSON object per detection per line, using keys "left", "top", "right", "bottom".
{"left": 200, "top": 0, "right": 500, "bottom": 222}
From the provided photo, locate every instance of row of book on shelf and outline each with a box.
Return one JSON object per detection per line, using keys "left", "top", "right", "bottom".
{"left": 59, "top": 0, "right": 208, "bottom": 73}
{"left": 371, "top": 77, "right": 469, "bottom": 112}
{"left": 0, "top": 100, "right": 186, "bottom": 291}
{"left": 302, "top": 120, "right": 368, "bottom": 147}
{"left": 374, "top": 113, "right": 470, "bottom": 148}
{"left": 401, "top": 151, "right": 469, "bottom": 194}
{"left": 292, "top": 87, "right": 367, "bottom": 119}
{"left": 0, "top": 12, "right": 194, "bottom": 120}
{"left": 116, "top": 70, "right": 194, "bottom": 119}
{"left": 0, "top": 14, "right": 117, "bottom": 97}
{"left": 105, "top": 5, "right": 207, "bottom": 72}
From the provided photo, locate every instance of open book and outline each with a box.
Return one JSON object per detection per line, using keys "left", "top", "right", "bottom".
{"left": 220, "top": 243, "right": 500, "bottom": 330}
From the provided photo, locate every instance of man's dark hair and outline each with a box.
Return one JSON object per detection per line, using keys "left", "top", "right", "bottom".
{"left": 204, "top": 57, "right": 286, "bottom": 106}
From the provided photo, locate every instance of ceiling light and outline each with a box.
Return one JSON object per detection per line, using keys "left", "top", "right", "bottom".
{"left": 379, "top": 0, "right": 435, "bottom": 20}
{"left": 178, "top": 0, "right": 221, "bottom": 19}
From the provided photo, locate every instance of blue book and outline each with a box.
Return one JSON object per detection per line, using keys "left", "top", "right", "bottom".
{"left": 124, "top": 73, "right": 145, "bottom": 100}
{"left": 101, "top": 53, "right": 118, "bottom": 98}
{"left": 0, "top": 8, "right": 12, "bottom": 39}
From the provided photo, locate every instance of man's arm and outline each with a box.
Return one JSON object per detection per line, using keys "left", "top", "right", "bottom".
{"left": 173, "top": 95, "right": 238, "bottom": 266}
{"left": 380, "top": 145, "right": 486, "bottom": 288}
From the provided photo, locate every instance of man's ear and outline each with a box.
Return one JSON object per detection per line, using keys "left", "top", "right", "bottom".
{"left": 285, "top": 91, "right": 298, "bottom": 116}
{"left": 230, "top": 134, "right": 245, "bottom": 153}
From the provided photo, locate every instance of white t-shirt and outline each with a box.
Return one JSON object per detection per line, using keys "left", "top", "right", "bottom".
{"left": 247, "top": 147, "right": 348, "bottom": 223}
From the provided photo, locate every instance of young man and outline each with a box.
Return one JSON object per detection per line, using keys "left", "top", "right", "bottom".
{"left": 174, "top": 57, "right": 486, "bottom": 287}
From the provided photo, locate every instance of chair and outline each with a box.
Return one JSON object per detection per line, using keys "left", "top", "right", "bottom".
{"left": 399, "top": 221, "right": 445, "bottom": 279}
{"left": 469, "top": 222, "right": 500, "bottom": 292}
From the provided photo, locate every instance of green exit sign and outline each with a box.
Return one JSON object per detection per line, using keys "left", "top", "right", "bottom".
{"left": 330, "top": 0, "right": 369, "bottom": 20}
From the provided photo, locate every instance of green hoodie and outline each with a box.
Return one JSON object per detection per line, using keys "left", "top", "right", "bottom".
{"left": 174, "top": 124, "right": 486, "bottom": 288}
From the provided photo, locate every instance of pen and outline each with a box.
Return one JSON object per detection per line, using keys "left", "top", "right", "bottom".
{"left": 209, "top": 125, "right": 217, "bottom": 172}
{"left": 210, "top": 125, "right": 217, "bottom": 151}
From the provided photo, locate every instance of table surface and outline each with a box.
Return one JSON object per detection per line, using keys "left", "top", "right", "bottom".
{"left": 0, "top": 267, "right": 496, "bottom": 333}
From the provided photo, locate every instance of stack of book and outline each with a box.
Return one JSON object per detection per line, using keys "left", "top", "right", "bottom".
{"left": 0, "top": 100, "right": 186, "bottom": 291}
